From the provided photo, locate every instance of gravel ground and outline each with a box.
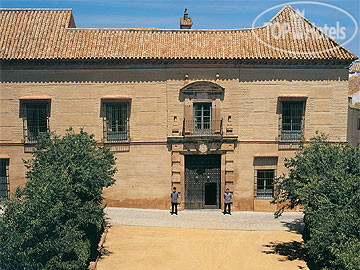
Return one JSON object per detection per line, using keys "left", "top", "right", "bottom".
{"left": 96, "top": 226, "right": 308, "bottom": 270}
{"left": 105, "top": 207, "right": 304, "bottom": 231}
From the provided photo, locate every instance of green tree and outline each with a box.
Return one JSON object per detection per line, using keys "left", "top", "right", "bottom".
{"left": 0, "top": 129, "right": 116, "bottom": 270}
{"left": 273, "top": 134, "right": 360, "bottom": 269}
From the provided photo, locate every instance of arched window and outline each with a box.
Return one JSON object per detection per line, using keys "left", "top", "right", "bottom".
{"left": 180, "top": 81, "right": 224, "bottom": 136}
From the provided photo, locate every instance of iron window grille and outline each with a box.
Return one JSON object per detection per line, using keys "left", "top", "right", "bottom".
{"left": 281, "top": 101, "right": 304, "bottom": 141}
{"left": 22, "top": 103, "right": 50, "bottom": 143}
{"left": 104, "top": 103, "right": 129, "bottom": 142}
{"left": 0, "top": 159, "right": 9, "bottom": 200}
{"left": 256, "top": 169, "right": 275, "bottom": 198}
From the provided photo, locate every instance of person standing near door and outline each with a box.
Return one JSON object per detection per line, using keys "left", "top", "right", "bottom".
{"left": 223, "top": 188, "right": 232, "bottom": 215}
{"left": 171, "top": 187, "right": 179, "bottom": 215}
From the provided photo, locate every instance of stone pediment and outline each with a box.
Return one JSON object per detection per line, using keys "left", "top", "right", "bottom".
{"left": 180, "top": 81, "right": 224, "bottom": 95}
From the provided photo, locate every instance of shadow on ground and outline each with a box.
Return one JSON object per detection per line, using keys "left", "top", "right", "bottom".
{"left": 281, "top": 218, "right": 305, "bottom": 233}
{"left": 263, "top": 240, "right": 306, "bottom": 261}
{"left": 263, "top": 219, "right": 316, "bottom": 270}
{"left": 262, "top": 240, "right": 318, "bottom": 269}
{"left": 99, "top": 223, "right": 113, "bottom": 259}
{"left": 100, "top": 247, "right": 113, "bottom": 258}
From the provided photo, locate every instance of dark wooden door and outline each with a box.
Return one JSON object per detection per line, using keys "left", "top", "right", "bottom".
{"left": 185, "top": 155, "right": 221, "bottom": 209}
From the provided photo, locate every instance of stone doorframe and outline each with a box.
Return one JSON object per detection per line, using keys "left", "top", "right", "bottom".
{"left": 168, "top": 138, "right": 237, "bottom": 211}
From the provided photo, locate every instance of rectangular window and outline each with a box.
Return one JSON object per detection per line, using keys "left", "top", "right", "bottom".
{"left": 0, "top": 159, "right": 9, "bottom": 200}
{"left": 281, "top": 101, "right": 304, "bottom": 141}
{"left": 105, "top": 103, "right": 129, "bottom": 142}
{"left": 194, "top": 103, "right": 212, "bottom": 135}
{"left": 358, "top": 118, "right": 360, "bottom": 130}
{"left": 256, "top": 169, "right": 275, "bottom": 198}
{"left": 22, "top": 102, "right": 50, "bottom": 143}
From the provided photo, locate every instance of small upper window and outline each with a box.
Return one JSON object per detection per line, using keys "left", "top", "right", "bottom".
{"left": 281, "top": 101, "right": 304, "bottom": 141}
{"left": 0, "top": 159, "right": 9, "bottom": 200}
{"left": 20, "top": 99, "right": 50, "bottom": 143}
{"left": 193, "top": 103, "right": 212, "bottom": 135}
{"left": 104, "top": 103, "right": 129, "bottom": 142}
{"left": 26, "top": 104, "right": 48, "bottom": 142}
{"left": 358, "top": 118, "right": 360, "bottom": 130}
{"left": 256, "top": 169, "right": 275, "bottom": 198}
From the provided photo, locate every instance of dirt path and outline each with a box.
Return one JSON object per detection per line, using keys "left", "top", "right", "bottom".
{"left": 96, "top": 225, "right": 308, "bottom": 270}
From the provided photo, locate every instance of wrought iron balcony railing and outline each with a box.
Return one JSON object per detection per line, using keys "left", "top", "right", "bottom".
{"left": 183, "top": 119, "right": 223, "bottom": 136}
{"left": 256, "top": 189, "right": 274, "bottom": 198}
{"left": 26, "top": 130, "right": 48, "bottom": 144}
{"left": 281, "top": 130, "right": 302, "bottom": 141}
{"left": 104, "top": 118, "right": 130, "bottom": 143}
{"left": 106, "top": 131, "right": 129, "bottom": 142}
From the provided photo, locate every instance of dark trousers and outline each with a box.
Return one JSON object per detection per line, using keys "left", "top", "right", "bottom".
{"left": 171, "top": 202, "right": 178, "bottom": 214}
{"left": 224, "top": 203, "right": 231, "bottom": 214}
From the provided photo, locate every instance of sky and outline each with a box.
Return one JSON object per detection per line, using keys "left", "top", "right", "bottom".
{"left": 1, "top": 0, "right": 359, "bottom": 58}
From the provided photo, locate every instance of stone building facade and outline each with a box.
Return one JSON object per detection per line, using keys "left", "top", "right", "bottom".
{"left": 347, "top": 61, "right": 360, "bottom": 147}
{"left": 348, "top": 105, "right": 360, "bottom": 147}
{"left": 0, "top": 6, "right": 357, "bottom": 211}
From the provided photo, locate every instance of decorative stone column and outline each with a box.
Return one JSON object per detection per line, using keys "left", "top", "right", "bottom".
{"left": 171, "top": 144, "right": 183, "bottom": 209}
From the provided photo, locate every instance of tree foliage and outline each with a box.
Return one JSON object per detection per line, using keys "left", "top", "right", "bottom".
{"left": 273, "top": 134, "right": 360, "bottom": 269}
{"left": 0, "top": 129, "right": 116, "bottom": 270}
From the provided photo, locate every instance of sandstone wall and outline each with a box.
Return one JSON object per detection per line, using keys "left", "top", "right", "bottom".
{"left": 347, "top": 106, "right": 360, "bottom": 147}
{"left": 0, "top": 66, "right": 349, "bottom": 211}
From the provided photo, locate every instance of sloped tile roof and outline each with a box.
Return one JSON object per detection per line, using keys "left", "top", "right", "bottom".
{"left": 350, "top": 61, "right": 360, "bottom": 72}
{"left": 0, "top": 6, "right": 357, "bottom": 61}
{"left": 349, "top": 76, "right": 360, "bottom": 96}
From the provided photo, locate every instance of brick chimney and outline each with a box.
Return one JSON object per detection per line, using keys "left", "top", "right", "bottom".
{"left": 180, "top": 8, "right": 193, "bottom": 29}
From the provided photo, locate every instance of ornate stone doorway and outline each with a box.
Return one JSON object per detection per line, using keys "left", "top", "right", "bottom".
{"left": 184, "top": 154, "right": 221, "bottom": 209}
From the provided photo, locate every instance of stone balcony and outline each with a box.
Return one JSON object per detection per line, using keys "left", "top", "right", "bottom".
{"left": 168, "top": 115, "right": 237, "bottom": 143}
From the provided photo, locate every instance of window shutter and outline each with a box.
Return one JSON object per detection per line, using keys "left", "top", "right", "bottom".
{"left": 102, "top": 104, "right": 107, "bottom": 142}
{"left": 183, "top": 99, "right": 193, "bottom": 135}
{"left": 301, "top": 101, "right": 306, "bottom": 139}
{"left": 22, "top": 118, "right": 28, "bottom": 143}
{"left": 126, "top": 103, "right": 130, "bottom": 140}
{"left": 278, "top": 105, "right": 282, "bottom": 141}
{"left": 22, "top": 103, "right": 28, "bottom": 143}
{"left": 45, "top": 102, "right": 50, "bottom": 132}
{"left": 212, "top": 99, "right": 221, "bottom": 134}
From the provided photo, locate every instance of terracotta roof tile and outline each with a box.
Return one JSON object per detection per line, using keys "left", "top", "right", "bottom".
{"left": 0, "top": 6, "right": 358, "bottom": 61}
